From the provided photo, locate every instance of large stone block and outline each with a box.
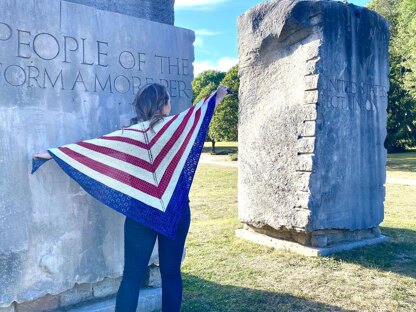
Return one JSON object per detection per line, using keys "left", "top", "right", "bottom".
{"left": 64, "top": 0, "right": 175, "bottom": 25}
{"left": 0, "top": 0, "right": 193, "bottom": 307}
{"left": 237, "top": 0, "right": 389, "bottom": 248}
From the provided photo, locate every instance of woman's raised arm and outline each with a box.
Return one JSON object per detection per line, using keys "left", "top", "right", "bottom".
{"left": 215, "top": 84, "right": 230, "bottom": 108}
{"left": 33, "top": 150, "right": 52, "bottom": 160}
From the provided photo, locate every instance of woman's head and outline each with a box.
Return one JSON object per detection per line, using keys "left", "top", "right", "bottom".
{"left": 130, "top": 83, "right": 171, "bottom": 130}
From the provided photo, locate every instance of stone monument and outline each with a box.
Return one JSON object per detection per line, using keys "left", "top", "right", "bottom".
{"left": 236, "top": 0, "right": 390, "bottom": 256}
{"left": 0, "top": 0, "right": 194, "bottom": 311}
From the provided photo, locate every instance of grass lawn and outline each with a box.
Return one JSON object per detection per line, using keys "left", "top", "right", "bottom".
{"left": 387, "top": 151, "right": 416, "bottom": 180}
{"left": 181, "top": 145, "right": 416, "bottom": 312}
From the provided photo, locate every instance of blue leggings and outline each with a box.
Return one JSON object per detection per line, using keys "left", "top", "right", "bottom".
{"left": 115, "top": 202, "right": 191, "bottom": 312}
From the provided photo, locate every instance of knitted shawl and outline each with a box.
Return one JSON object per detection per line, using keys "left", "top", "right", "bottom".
{"left": 31, "top": 91, "right": 217, "bottom": 239}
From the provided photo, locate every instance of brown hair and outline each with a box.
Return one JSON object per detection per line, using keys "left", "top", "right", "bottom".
{"left": 129, "top": 83, "right": 170, "bottom": 131}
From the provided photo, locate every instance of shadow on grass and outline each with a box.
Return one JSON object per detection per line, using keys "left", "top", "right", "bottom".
{"left": 330, "top": 227, "right": 416, "bottom": 278}
{"left": 181, "top": 273, "right": 355, "bottom": 312}
{"left": 202, "top": 144, "right": 238, "bottom": 155}
{"left": 386, "top": 151, "right": 416, "bottom": 172}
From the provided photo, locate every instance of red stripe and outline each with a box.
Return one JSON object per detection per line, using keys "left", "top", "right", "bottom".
{"left": 99, "top": 135, "right": 149, "bottom": 149}
{"left": 157, "top": 108, "right": 202, "bottom": 195}
{"left": 152, "top": 105, "right": 198, "bottom": 168}
{"left": 115, "top": 111, "right": 180, "bottom": 141}
{"left": 76, "top": 141, "right": 153, "bottom": 171}
{"left": 204, "top": 95, "right": 210, "bottom": 103}
{"left": 100, "top": 106, "right": 195, "bottom": 151}
{"left": 81, "top": 104, "right": 200, "bottom": 175}
{"left": 58, "top": 147, "right": 160, "bottom": 197}
{"left": 58, "top": 104, "right": 204, "bottom": 199}
{"left": 149, "top": 111, "right": 182, "bottom": 147}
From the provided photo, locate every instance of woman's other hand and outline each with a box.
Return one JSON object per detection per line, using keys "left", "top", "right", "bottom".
{"left": 33, "top": 150, "right": 52, "bottom": 160}
{"left": 215, "top": 84, "right": 229, "bottom": 108}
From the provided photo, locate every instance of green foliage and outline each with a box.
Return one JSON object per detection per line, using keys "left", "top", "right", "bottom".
{"left": 367, "top": 0, "right": 416, "bottom": 151}
{"left": 397, "top": 0, "right": 416, "bottom": 99}
{"left": 385, "top": 54, "right": 416, "bottom": 151}
{"left": 208, "top": 65, "right": 239, "bottom": 143}
{"left": 192, "top": 70, "right": 225, "bottom": 104}
{"left": 193, "top": 82, "right": 217, "bottom": 105}
{"left": 367, "top": 0, "right": 399, "bottom": 37}
{"left": 191, "top": 67, "right": 239, "bottom": 150}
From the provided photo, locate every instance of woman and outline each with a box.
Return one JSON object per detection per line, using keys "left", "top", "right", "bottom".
{"left": 33, "top": 83, "right": 230, "bottom": 311}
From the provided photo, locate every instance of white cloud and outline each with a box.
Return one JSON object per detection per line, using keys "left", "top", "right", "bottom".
{"left": 195, "top": 29, "right": 222, "bottom": 36}
{"left": 194, "top": 57, "right": 238, "bottom": 76}
{"left": 194, "top": 37, "right": 204, "bottom": 48}
{"left": 175, "top": 0, "right": 230, "bottom": 10}
{"left": 193, "top": 29, "right": 221, "bottom": 49}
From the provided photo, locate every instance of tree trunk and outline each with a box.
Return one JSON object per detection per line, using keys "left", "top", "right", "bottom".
{"left": 211, "top": 140, "right": 216, "bottom": 154}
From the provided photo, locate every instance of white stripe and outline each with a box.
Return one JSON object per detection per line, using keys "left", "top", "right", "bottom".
{"left": 104, "top": 101, "right": 207, "bottom": 159}
{"left": 85, "top": 138, "right": 150, "bottom": 160}
{"left": 152, "top": 103, "right": 206, "bottom": 184}
{"left": 49, "top": 148, "right": 164, "bottom": 211}
{"left": 107, "top": 110, "right": 184, "bottom": 145}
{"left": 49, "top": 95, "right": 213, "bottom": 212}
{"left": 160, "top": 101, "right": 208, "bottom": 205}
{"left": 62, "top": 144, "right": 157, "bottom": 186}
{"left": 82, "top": 102, "right": 203, "bottom": 183}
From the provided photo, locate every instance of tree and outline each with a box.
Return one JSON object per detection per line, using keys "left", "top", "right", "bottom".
{"left": 397, "top": 0, "right": 416, "bottom": 99}
{"left": 367, "top": 0, "right": 416, "bottom": 151}
{"left": 194, "top": 82, "right": 218, "bottom": 105}
{"left": 190, "top": 67, "right": 239, "bottom": 153}
{"left": 207, "top": 65, "right": 239, "bottom": 154}
{"left": 192, "top": 70, "right": 225, "bottom": 104}
{"left": 385, "top": 54, "right": 416, "bottom": 151}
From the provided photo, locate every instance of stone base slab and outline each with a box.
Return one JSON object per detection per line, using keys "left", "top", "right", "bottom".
{"left": 2, "top": 275, "right": 161, "bottom": 312}
{"left": 235, "top": 229, "right": 389, "bottom": 257}
{"left": 67, "top": 287, "right": 161, "bottom": 312}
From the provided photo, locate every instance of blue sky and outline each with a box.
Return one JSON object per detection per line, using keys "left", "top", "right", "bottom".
{"left": 175, "top": 0, "right": 370, "bottom": 75}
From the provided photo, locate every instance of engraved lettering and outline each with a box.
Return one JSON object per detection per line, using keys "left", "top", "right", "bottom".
{"left": 17, "top": 29, "right": 31, "bottom": 59}
{"left": 114, "top": 75, "right": 130, "bottom": 94}
{"left": 0, "top": 22, "right": 12, "bottom": 41}
{"left": 43, "top": 68, "right": 64, "bottom": 90}
{"left": 95, "top": 74, "right": 113, "bottom": 93}
{"left": 81, "top": 38, "right": 94, "bottom": 66}
{"left": 33, "top": 33, "right": 60, "bottom": 61}
{"left": 97, "top": 41, "right": 108, "bottom": 67}
{"left": 119, "top": 51, "right": 135, "bottom": 69}
{"left": 63, "top": 36, "right": 78, "bottom": 63}
{"left": 4, "top": 64, "right": 26, "bottom": 86}
{"left": 28, "top": 65, "right": 41, "bottom": 88}
{"left": 72, "top": 71, "right": 88, "bottom": 91}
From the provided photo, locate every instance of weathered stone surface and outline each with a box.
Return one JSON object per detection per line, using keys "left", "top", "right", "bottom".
{"left": 64, "top": 0, "right": 175, "bottom": 25}
{"left": 66, "top": 287, "right": 162, "bottom": 312}
{"left": 92, "top": 277, "right": 122, "bottom": 298}
{"left": 237, "top": 0, "right": 389, "bottom": 245}
{"left": 146, "top": 265, "right": 162, "bottom": 288}
{"left": 0, "top": 304, "right": 15, "bottom": 312}
{"left": 59, "top": 283, "right": 93, "bottom": 307}
{"left": 235, "top": 228, "right": 389, "bottom": 257}
{"left": 0, "top": 0, "right": 193, "bottom": 307}
{"left": 15, "top": 294, "right": 59, "bottom": 312}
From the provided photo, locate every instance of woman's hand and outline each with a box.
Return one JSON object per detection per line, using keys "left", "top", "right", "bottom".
{"left": 215, "top": 84, "right": 230, "bottom": 108}
{"left": 33, "top": 150, "right": 52, "bottom": 160}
